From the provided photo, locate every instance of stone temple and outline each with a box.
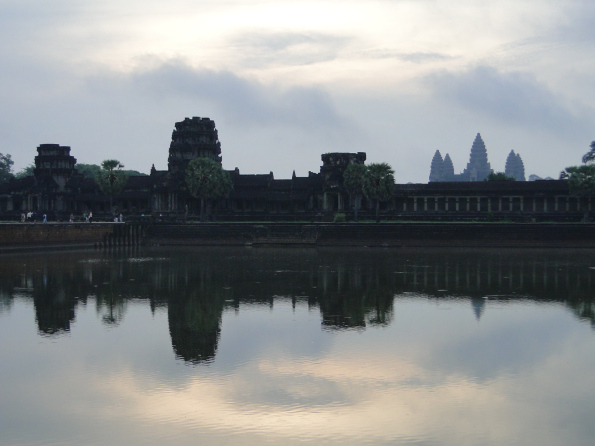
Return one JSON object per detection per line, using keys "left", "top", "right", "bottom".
{"left": 429, "top": 133, "right": 523, "bottom": 182}
{"left": 505, "top": 150, "right": 526, "bottom": 181}
{"left": 167, "top": 117, "right": 222, "bottom": 175}
{"left": 0, "top": 118, "right": 585, "bottom": 222}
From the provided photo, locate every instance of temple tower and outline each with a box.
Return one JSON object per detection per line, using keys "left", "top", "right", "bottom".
{"left": 34, "top": 144, "right": 77, "bottom": 192}
{"left": 320, "top": 152, "right": 366, "bottom": 183}
{"left": 461, "top": 133, "right": 492, "bottom": 181}
{"left": 429, "top": 151, "right": 456, "bottom": 182}
{"left": 505, "top": 150, "right": 526, "bottom": 181}
{"left": 167, "top": 117, "right": 222, "bottom": 175}
{"left": 429, "top": 150, "right": 444, "bottom": 182}
{"left": 443, "top": 153, "right": 455, "bottom": 179}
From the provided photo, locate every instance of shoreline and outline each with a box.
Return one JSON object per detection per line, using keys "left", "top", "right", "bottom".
{"left": 1, "top": 222, "right": 594, "bottom": 251}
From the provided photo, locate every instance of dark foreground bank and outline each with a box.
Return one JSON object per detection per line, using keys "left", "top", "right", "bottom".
{"left": 1, "top": 222, "right": 594, "bottom": 251}
{"left": 0, "top": 222, "right": 144, "bottom": 252}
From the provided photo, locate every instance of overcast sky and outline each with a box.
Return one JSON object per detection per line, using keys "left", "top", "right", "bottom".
{"left": 1, "top": 0, "right": 594, "bottom": 182}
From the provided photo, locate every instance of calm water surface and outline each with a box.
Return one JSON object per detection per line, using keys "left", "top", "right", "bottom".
{"left": 1, "top": 247, "right": 594, "bottom": 445}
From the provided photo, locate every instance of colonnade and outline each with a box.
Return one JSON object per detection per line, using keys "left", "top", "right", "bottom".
{"left": 401, "top": 195, "right": 590, "bottom": 214}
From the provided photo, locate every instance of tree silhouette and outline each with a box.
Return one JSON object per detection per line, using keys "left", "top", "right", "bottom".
{"left": 185, "top": 157, "right": 232, "bottom": 222}
{"left": 15, "top": 163, "right": 35, "bottom": 179}
{"left": 581, "top": 141, "right": 595, "bottom": 164}
{"left": 362, "top": 163, "right": 395, "bottom": 223}
{"left": 560, "top": 141, "right": 595, "bottom": 221}
{"left": 484, "top": 172, "right": 515, "bottom": 181}
{"left": 343, "top": 163, "right": 367, "bottom": 222}
{"left": 96, "top": 160, "right": 128, "bottom": 217}
{"left": 0, "top": 153, "right": 14, "bottom": 183}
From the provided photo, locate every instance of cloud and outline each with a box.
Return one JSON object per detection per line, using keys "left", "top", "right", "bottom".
{"left": 397, "top": 52, "right": 455, "bottom": 64}
{"left": 111, "top": 60, "right": 358, "bottom": 134}
{"left": 426, "top": 65, "right": 593, "bottom": 137}
{"left": 0, "top": 58, "right": 366, "bottom": 175}
{"left": 364, "top": 49, "right": 455, "bottom": 64}
{"left": 229, "top": 31, "right": 352, "bottom": 67}
{"left": 2, "top": 0, "right": 595, "bottom": 181}
{"left": 550, "top": 0, "right": 595, "bottom": 42}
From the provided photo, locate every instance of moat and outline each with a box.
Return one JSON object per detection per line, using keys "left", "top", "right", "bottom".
{"left": 1, "top": 246, "right": 595, "bottom": 445}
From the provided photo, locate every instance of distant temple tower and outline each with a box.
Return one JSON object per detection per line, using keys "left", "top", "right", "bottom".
{"left": 429, "top": 150, "right": 445, "bottom": 182}
{"left": 443, "top": 153, "right": 454, "bottom": 179}
{"left": 429, "top": 151, "right": 456, "bottom": 182}
{"left": 167, "top": 117, "right": 222, "bottom": 175}
{"left": 460, "top": 133, "right": 492, "bottom": 181}
{"left": 505, "top": 150, "right": 526, "bottom": 181}
{"left": 429, "top": 133, "right": 494, "bottom": 182}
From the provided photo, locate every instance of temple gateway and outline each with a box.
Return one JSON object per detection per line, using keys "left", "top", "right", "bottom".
{"left": 0, "top": 117, "right": 586, "bottom": 222}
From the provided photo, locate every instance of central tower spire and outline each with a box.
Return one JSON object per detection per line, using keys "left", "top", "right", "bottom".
{"left": 167, "top": 117, "right": 222, "bottom": 176}
{"left": 462, "top": 133, "right": 492, "bottom": 181}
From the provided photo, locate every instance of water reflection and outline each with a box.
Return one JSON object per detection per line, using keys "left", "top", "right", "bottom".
{"left": 168, "top": 281, "right": 227, "bottom": 364}
{"left": 0, "top": 247, "right": 594, "bottom": 353}
{"left": 2, "top": 247, "right": 595, "bottom": 445}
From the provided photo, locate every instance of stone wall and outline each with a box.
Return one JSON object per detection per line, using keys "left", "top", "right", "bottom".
{"left": 2, "top": 222, "right": 593, "bottom": 250}
{"left": 145, "top": 222, "right": 595, "bottom": 248}
{"left": 0, "top": 223, "right": 145, "bottom": 251}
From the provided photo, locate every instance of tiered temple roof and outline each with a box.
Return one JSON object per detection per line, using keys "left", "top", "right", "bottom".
{"left": 505, "top": 150, "right": 526, "bottom": 181}
{"left": 429, "top": 133, "right": 525, "bottom": 182}
{"left": 167, "top": 117, "right": 222, "bottom": 176}
{"left": 460, "top": 133, "right": 492, "bottom": 181}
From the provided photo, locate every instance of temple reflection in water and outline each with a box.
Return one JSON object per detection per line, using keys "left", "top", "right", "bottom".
{"left": 1, "top": 247, "right": 594, "bottom": 363}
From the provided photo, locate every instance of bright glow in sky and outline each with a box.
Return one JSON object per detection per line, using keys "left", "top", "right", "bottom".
{"left": 1, "top": 0, "right": 594, "bottom": 181}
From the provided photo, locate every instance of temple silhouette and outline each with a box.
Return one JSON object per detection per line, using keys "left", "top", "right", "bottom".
{"left": 0, "top": 117, "right": 586, "bottom": 222}
{"left": 429, "top": 133, "right": 525, "bottom": 182}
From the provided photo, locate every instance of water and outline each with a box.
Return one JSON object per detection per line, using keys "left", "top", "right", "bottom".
{"left": 1, "top": 247, "right": 594, "bottom": 445}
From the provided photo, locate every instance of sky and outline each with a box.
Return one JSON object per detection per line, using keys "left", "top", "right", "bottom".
{"left": 1, "top": 0, "right": 594, "bottom": 183}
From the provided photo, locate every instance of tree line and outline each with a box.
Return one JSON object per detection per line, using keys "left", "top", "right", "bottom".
{"left": 0, "top": 156, "right": 147, "bottom": 183}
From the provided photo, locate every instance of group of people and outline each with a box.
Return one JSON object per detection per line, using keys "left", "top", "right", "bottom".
{"left": 20, "top": 211, "right": 47, "bottom": 223}
{"left": 18, "top": 211, "right": 124, "bottom": 223}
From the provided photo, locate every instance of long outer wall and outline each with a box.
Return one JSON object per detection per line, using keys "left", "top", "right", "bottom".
{"left": 0, "top": 223, "right": 145, "bottom": 252}
{"left": 1, "top": 222, "right": 594, "bottom": 250}
{"left": 144, "top": 223, "right": 595, "bottom": 248}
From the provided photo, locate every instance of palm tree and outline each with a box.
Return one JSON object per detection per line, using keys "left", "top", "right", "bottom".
{"left": 343, "top": 163, "right": 367, "bottom": 222}
{"left": 362, "top": 163, "right": 395, "bottom": 223}
{"left": 96, "top": 160, "right": 128, "bottom": 217}
{"left": 185, "top": 158, "right": 233, "bottom": 222}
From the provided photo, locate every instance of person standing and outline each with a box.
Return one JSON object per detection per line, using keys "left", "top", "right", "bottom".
{"left": 69, "top": 213, "right": 74, "bottom": 223}
{"left": 43, "top": 213, "right": 47, "bottom": 223}
{"left": 20, "top": 212, "right": 25, "bottom": 223}
{"left": 89, "top": 211, "right": 93, "bottom": 223}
